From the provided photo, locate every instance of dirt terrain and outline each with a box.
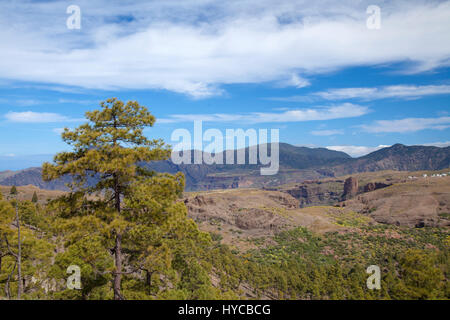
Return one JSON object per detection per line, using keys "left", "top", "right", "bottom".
{"left": 341, "top": 175, "right": 450, "bottom": 228}
{"left": 184, "top": 169, "right": 450, "bottom": 250}
{"left": 184, "top": 189, "right": 371, "bottom": 251}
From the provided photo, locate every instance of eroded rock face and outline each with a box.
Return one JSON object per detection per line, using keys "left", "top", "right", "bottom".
{"left": 268, "top": 193, "right": 300, "bottom": 209}
{"left": 285, "top": 185, "right": 341, "bottom": 207}
{"left": 342, "top": 177, "right": 358, "bottom": 200}
{"left": 184, "top": 190, "right": 299, "bottom": 233}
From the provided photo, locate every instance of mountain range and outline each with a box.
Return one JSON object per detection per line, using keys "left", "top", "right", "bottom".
{"left": 0, "top": 143, "right": 449, "bottom": 191}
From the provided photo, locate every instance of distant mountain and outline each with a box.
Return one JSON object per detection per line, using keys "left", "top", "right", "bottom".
{"left": 277, "top": 143, "right": 352, "bottom": 169}
{"left": 0, "top": 170, "right": 16, "bottom": 181}
{"left": 1, "top": 143, "right": 449, "bottom": 191}
{"left": 141, "top": 143, "right": 352, "bottom": 189}
{"left": 331, "top": 144, "right": 450, "bottom": 175}
{"left": 0, "top": 167, "right": 74, "bottom": 190}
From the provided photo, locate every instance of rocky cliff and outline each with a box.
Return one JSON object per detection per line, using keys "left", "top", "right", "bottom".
{"left": 341, "top": 177, "right": 359, "bottom": 200}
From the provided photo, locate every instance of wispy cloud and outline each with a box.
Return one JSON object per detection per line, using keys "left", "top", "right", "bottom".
{"left": 422, "top": 141, "right": 450, "bottom": 148}
{"left": 159, "top": 103, "right": 369, "bottom": 124}
{"left": 327, "top": 145, "right": 390, "bottom": 157}
{"left": 0, "top": 97, "right": 100, "bottom": 107}
{"left": 310, "top": 129, "right": 344, "bottom": 136}
{"left": 57, "top": 99, "right": 100, "bottom": 105}
{"left": 0, "top": 1, "right": 449, "bottom": 97}
{"left": 267, "top": 84, "right": 450, "bottom": 102}
{"left": 360, "top": 116, "right": 450, "bottom": 133}
{"left": 4, "top": 111, "right": 82, "bottom": 123}
{"left": 315, "top": 85, "right": 450, "bottom": 101}
{"left": 276, "top": 74, "right": 311, "bottom": 89}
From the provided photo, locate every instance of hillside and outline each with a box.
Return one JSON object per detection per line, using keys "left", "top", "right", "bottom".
{"left": 331, "top": 144, "right": 450, "bottom": 175}
{"left": 341, "top": 174, "right": 450, "bottom": 228}
{"left": 184, "top": 169, "right": 450, "bottom": 241}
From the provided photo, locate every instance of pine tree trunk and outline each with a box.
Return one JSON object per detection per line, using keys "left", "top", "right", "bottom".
{"left": 113, "top": 233, "right": 123, "bottom": 300}
{"left": 114, "top": 175, "right": 121, "bottom": 213}
{"left": 146, "top": 270, "right": 153, "bottom": 295}
{"left": 5, "top": 261, "right": 16, "bottom": 299}
{"left": 16, "top": 203, "right": 22, "bottom": 299}
{"left": 113, "top": 173, "right": 123, "bottom": 300}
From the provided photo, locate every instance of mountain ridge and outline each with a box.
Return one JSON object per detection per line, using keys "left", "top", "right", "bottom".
{"left": 1, "top": 143, "right": 449, "bottom": 191}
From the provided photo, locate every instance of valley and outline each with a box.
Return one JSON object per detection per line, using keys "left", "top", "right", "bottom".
{"left": 183, "top": 169, "right": 450, "bottom": 250}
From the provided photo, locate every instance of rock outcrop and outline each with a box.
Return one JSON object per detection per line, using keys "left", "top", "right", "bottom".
{"left": 341, "top": 177, "right": 358, "bottom": 200}
{"left": 285, "top": 185, "right": 342, "bottom": 207}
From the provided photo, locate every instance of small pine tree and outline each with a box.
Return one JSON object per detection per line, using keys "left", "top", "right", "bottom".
{"left": 10, "top": 185, "right": 18, "bottom": 196}
{"left": 32, "top": 191, "right": 38, "bottom": 203}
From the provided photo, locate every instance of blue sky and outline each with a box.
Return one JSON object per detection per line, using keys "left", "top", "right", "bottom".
{"left": 0, "top": 0, "right": 449, "bottom": 170}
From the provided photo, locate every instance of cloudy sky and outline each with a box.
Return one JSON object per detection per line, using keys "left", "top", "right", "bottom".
{"left": 0, "top": 0, "right": 449, "bottom": 169}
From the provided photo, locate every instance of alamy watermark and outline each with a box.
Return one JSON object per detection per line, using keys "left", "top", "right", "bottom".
{"left": 366, "top": 265, "right": 381, "bottom": 290}
{"left": 366, "top": 5, "right": 381, "bottom": 30}
{"left": 66, "top": 5, "right": 81, "bottom": 30}
{"left": 170, "top": 120, "right": 279, "bottom": 175}
{"left": 67, "top": 265, "right": 81, "bottom": 290}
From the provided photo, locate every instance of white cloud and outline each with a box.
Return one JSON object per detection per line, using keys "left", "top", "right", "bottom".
{"left": 57, "top": 99, "right": 100, "bottom": 105}
{"left": 0, "top": 97, "right": 99, "bottom": 107}
{"left": 310, "top": 129, "right": 344, "bottom": 136}
{"left": 276, "top": 74, "right": 311, "bottom": 88}
{"left": 327, "top": 145, "right": 390, "bottom": 157}
{"left": 315, "top": 85, "right": 450, "bottom": 101}
{"left": 360, "top": 117, "right": 450, "bottom": 133}
{"left": 267, "top": 84, "right": 450, "bottom": 102}
{"left": 422, "top": 141, "right": 450, "bottom": 148}
{"left": 159, "top": 103, "right": 369, "bottom": 123}
{"left": 5, "top": 111, "right": 81, "bottom": 123}
{"left": 0, "top": 1, "right": 449, "bottom": 97}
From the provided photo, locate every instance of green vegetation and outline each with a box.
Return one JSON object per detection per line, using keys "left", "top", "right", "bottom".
{"left": 0, "top": 99, "right": 448, "bottom": 300}
{"left": 438, "top": 212, "right": 450, "bottom": 219}
{"left": 208, "top": 225, "right": 449, "bottom": 300}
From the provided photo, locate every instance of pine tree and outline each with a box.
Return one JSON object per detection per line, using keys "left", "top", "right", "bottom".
{"left": 123, "top": 174, "right": 211, "bottom": 298}
{"left": 31, "top": 192, "right": 38, "bottom": 203}
{"left": 10, "top": 186, "right": 17, "bottom": 196}
{"left": 42, "top": 98, "right": 171, "bottom": 300}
